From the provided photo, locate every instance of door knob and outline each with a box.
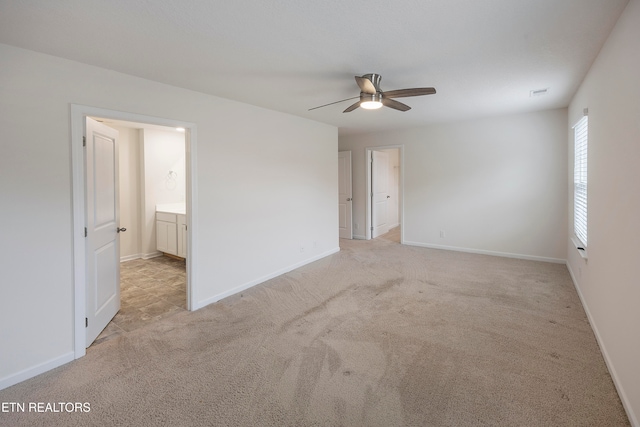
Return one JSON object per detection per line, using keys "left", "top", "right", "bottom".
{"left": 347, "top": 198, "right": 352, "bottom": 201}
{"left": 117, "top": 227, "right": 127, "bottom": 233}
{"left": 387, "top": 195, "right": 390, "bottom": 198}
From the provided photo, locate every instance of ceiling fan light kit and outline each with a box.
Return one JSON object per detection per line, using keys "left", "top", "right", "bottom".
{"left": 360, "top": 92, "right": 383, "bottom": 109}
{"left": 310, "top": 73, "right": 436, "bottom": 113}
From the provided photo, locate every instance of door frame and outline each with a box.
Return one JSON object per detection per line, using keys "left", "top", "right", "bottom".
{"left": 365, "top": 145, "right": 404, "bottom": 241}
{"left": 71, "top": 104, "right": 198, "bottom": 358}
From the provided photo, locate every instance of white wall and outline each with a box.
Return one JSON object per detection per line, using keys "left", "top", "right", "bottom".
{"left": 340, "top": 109, "right": 568, "bottom": 261}
{"left": 567, "top": 1, "right": 640, "bottom": 424}
{"left": 141, "top": 128, "right": 186, "bottom": 257}
{"left": 0, "top": 43, "right": 338, "bottom": 389}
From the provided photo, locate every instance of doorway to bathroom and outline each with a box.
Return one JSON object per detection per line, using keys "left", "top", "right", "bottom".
{"left": 90, "top": 117, "right": 189, "bottom": 346}
{"left": 71, "top": 104, "right": 197, "bottom": 357}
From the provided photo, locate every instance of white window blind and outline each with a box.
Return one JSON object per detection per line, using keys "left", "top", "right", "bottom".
{"left": 574, "top": 113, "right": 588, "bottom": 246}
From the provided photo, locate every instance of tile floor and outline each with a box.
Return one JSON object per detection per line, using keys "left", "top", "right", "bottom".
{"left": 92, "top": 255, "right": 187, "bottom": 346}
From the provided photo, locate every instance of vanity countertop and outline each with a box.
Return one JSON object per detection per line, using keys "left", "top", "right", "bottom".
{"left": 156, "top": 203, "right": 186, "bottom": 215}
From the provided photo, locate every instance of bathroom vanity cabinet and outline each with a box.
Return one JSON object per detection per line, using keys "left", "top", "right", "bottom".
{"left": 156, "top": 204, "right": 187, "bottom": 258}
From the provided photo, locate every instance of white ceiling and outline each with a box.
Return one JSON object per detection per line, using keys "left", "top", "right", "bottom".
{"left": 0, "top": 0, "right": 629, "bottom": 136}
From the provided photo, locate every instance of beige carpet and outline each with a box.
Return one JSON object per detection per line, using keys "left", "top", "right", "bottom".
{"left": 0, "top": 232, "right": 630, "bottom": 426}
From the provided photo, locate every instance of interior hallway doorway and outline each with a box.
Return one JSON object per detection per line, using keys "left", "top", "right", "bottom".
{"left": 366, "top": 146, "right": 402, "bottom": 241}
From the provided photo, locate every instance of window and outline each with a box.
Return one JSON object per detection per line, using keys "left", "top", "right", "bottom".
{"left": 573, "top": 111, "right": 588, "bottom": 247}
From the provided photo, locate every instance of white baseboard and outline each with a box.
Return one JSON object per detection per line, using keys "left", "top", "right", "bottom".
{"left": 120, "top": 252, "right": 163, "bottom": 262}
{"left": 0, "top": 351, "right": 74, "bottom": 391}
{"left": 403, "top": 240, "right": 566, "bottom": 264}
{"left": 193, "top": 247, "right": 340, "bottom": 310}
{"left": 142, "top": 251, "right": 163, "bottom": 260}
{"left": 566, "top": 263, "right": 638, "bottom": 427}
{"left": 120, "top": 253, "right": 143, "bottom": 262}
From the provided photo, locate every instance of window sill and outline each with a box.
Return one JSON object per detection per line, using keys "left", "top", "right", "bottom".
{"left": 571, "top": 236, "right": 588, "bottom": 260}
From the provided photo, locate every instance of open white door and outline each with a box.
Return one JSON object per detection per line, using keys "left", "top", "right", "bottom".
{"left": 85, "top": 117, "right": 121, "bottom": 346}
{"left": 338, "top": 151, "right": 353, "bottom": 239}
{"left": 371, "top": 150, "right": 390, "bottom": 238}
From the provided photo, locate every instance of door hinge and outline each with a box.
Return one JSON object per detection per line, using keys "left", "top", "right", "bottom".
{"left": 371, "top": 227, "right": 374, "bottom": 232}
{"left": 84, "top": 227, "right": 87, "bottom": 237}
{"left": 83, "top": 136, "right": 86, "bottom": 147}
{"left": 85, "top": 318, "right": 88, "bottom": 328}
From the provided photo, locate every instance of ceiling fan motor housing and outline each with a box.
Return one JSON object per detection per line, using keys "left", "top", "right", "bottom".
{"left": 361, "top": 92, "right": 383, "bottom": 102}
{"left": 358, "top": 74, "right": 384, "bottom": 109}
{"left": 361, "top": 73, "right": 383, "bottom": 93}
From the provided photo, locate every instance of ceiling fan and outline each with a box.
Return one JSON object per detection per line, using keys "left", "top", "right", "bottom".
{"left": 309, "top": 73, "right": 436, "bottom": 113}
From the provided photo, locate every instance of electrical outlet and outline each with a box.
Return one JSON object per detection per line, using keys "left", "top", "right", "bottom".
{"left": 355, "top": 223, "right": 359, "bottom": 230}
{"left": 440, "top": 230, "right": 446, "bottom": 238}
{"left": 300, "top": 244, "right": 305, "bottom": 253}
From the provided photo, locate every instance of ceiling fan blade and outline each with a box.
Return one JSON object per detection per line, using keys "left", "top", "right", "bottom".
{"left": 383, "top": 87, "right": 436, "bottom": 98}
{"left": 308, "top": 96, "right": 360, "bottom": 111}
{"left": 382, "top": 98, "right": 411, "bottom": 112}
{"left": 343, "top": 101, "right": 361, "bottom": 113}
{"left": 355, "top": 76, "right": 377, "bottom": 94}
